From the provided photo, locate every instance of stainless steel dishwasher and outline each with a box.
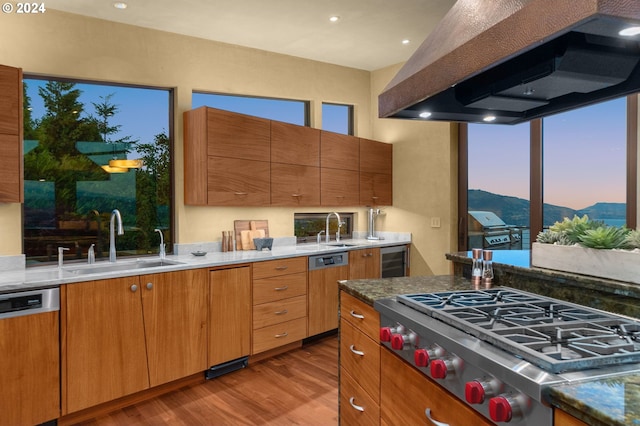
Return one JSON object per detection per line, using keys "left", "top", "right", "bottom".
{"left": 308, "top": 252, "right": 349, "bottom": 336}
{"left": 0, "top": 287, "right": 60, "bottom": 425}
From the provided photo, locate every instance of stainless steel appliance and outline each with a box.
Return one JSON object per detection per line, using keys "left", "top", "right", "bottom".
{"left": 380, "top": 245, "right": 407, "bottom": 278}
{"left": 375, "top": 287, "right": 640, "bottom": 425}
{"left": 468, "top": 211, "right": 522, "bottom": 250}
{"left": 309, "top": 251, "right": 348, "bottom": 271}
{"left": 0, "top": 287, "right": 59, "bottom": 319}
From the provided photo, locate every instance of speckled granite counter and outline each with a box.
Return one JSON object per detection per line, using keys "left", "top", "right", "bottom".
{"left": 339, "top": 274, "right": 640, "bottom": 426}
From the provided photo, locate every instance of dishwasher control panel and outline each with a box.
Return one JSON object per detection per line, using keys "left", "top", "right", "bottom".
{"left": 308, "top": 252, "right": 348, "bottom": 270}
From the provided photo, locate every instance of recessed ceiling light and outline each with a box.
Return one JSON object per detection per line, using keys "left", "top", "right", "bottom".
{"left": 419, "top": 111, "right": 431, "bottom": 118}
{"left": 619, "top": 26, "right": 640, "bottom": 36}
{"left": 329, "top": 16, "right": 340, "bottom": 23}
{"left": 483, "top": 115, "right": 497, "bottom": 122}
{"left": 402, "top": 39, "right": 410, "bottom": 45}
{"left": 113, "top": 2, "right": 127, "bottom": 10}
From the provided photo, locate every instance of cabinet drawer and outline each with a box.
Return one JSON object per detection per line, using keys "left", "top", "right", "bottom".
{"left": 340, "top": 319, "right": 380, "bottom": 402}
{"left": 253, "top": 272, "right": 307, "bottom": 305}
{"left": 340, "top": 366, "right": 379, "bottom": 426}
{"left": 253, "top": 257, "right": 307, "bottom": 280}
{"left": 252, "top": 317, "right": 307, "bottom": 354}
{"left": 253, "top": 295, "right": 307, "bottom": 329}
{"left": 340, "top": 292, "right": 380, "bottom": 342}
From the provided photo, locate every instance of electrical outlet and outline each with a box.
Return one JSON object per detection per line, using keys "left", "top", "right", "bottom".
{"left": 431, "top": 217, "right": 441, "bottom": 228}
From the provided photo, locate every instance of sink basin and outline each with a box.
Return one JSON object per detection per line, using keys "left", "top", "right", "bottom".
{"left": 64, "top": 259, "right": 184, "bottom": 276}
{"left": 324, "top": 243, "right": 359, "bottom": 248}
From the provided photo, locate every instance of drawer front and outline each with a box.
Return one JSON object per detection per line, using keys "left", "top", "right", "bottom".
{"left": 253, "top": 272, "right": 307, "bottom": 305}
{"left": 253, "top": 295, "right": 307, "bottom": 329}
{"left": 253, "top": 257, "right": 307, "bottom": 280}
{"left": 340, "top": 292, "right": 380, "bottom": 342}
{"left": 340, "top": 366, "right": 380, "bottom": 426}
{"left": 252, "top": 317, "right": 307, "bottom": 354}
{"left": 340, "top": 319, "right": 380, "bottom": 402}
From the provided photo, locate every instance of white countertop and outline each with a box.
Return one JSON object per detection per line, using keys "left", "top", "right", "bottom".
{"left": 0, "top": 237, "right": 411, "bottom": 294}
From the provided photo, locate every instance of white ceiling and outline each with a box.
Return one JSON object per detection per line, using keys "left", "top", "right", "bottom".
{"left": 46, "top": 0, "right": 455, "bottom": 71}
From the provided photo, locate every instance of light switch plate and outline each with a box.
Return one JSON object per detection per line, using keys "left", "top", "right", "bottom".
{"left": 431, "top": 217, "right": 441, "bottom": 228}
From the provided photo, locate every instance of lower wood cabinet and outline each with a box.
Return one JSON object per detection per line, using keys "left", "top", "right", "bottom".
{"left": 63, "top": 269, "right": 208, "bottom": 414}
{"left": 0, "top": 310, "right": 59, "bottom": 425}
{"left": 209, "top": 265, "right": 251, "bottom": 366}
{"left": 348, "top": 247, "right": 380, "bottom": 279}
{"left": 380, "top": 347, "right": 492, "bottom": 426}
{"left": 554, "top": 409, "right": 589, "bottom": 426}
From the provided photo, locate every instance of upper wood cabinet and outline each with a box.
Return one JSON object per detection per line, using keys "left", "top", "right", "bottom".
{"left": 320, "top": 131, "right": 359, "bottom": 171}
{"left": 360, "top": 138, "right": 392, "bottom": 206}
{"left": 184, "top": 107, "right": 271, "bottom": 206}
{"left": 0, "top": 64, "right": 23, "bottom": 203}
{"left": 271, "top": 121, "right": 319, "bottom": 166}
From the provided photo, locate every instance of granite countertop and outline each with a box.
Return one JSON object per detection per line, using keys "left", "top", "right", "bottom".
{"left": 339, "top": 274, "right": 640, "bottom": 426}
{"left": 0, "top": 237, "right": 410, "bottom": 293}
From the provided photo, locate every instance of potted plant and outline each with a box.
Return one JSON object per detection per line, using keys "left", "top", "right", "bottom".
{"left": 532, "top": 215, "right": 640, "bottom": 284}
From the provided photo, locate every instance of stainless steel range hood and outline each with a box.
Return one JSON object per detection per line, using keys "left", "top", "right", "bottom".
{"left": 379, "top": 0, "right": 640, "bottom": 124}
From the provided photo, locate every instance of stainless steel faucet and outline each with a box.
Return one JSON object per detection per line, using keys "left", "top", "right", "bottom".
{"left": 325, "top": 212, "right": 342, "bottom": 243}
{"left": 155, "top": 228, "right": 166, "bottom": 259}
{"left": 109, "top": 209, "right": 124, "bottom": 262}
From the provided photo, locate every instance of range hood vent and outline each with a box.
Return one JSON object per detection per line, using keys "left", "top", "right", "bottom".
{"left": 379, "top": 0, "right": 640, "bottom": 124}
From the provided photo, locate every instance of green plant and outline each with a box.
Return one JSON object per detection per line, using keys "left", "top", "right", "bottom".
{"left": 624, "top": 229, "right": 640, "bottom": 249}
{"left": 576, "top": 226, "right": 629, "bottom": 249}
{"left": 547, "top": 214, "right": 603, "bottom": 244}
{"left": 535, "top": 230, "right": 573, "bottom": 245}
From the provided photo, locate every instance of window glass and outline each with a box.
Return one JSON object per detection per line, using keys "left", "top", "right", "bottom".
{"left": 23, "top": 78, "right": 171, "bottom": 265}
{"left": 543, "top": 98, "right": 626, "bottom": 227}
{"left": 294, "top": 213, "right": 354, "bottom": 244}
{"left": 322, "top": 103, "right": 353, "bottom": 135}
{"left": 468, "top": 123, "right": 530, "bottom": 250}
{"left": 192, "top": 92, "right": 307, "bottom": 125}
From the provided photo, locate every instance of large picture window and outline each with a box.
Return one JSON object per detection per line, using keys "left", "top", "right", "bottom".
{"left": 23, "top": 77, "right": 172, "bottom": 265}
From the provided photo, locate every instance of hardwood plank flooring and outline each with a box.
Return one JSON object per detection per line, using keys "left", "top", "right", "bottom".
{"left": 76, "top": 336, "right": 338, "bottom": 425}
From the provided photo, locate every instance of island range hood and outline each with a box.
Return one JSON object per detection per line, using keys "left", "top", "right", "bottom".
{"left": 379, "top": 0, "right": 640, "bottom": 124}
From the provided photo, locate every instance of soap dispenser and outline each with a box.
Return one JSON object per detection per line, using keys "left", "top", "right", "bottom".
{"left": 88, "top": 244, "right": 95, "bottom": 264}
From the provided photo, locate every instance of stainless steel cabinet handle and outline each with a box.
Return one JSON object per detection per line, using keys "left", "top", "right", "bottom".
{"left": 146, "top": 282, "right": 153, "bottom": 290}
{"left": 425, "top": 408, "right": 449, "bottom": 426}
{"left": 350, "top": 310, "right": 365, "bottom": 319}
{"left": 274, "top": 285, "right": 288, "bottom": 291}
{"left": 274, "top": 332, "right": 288, "bottom": 338}
{"left": 274, "top": 309, "right": 288, "bottom": 315}
{"left": 349, "top": 397, "right": 365, "bottom": 412}
{"left": 349, "top": 344, "right": 365, "bottom": 356}
{"left": 130, "top": 284, "right": 138, "bottom": 292}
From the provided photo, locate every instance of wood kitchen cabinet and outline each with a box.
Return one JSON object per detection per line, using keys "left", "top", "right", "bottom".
{"left": 359, "top": 138, "right": 392, "bottom": 206}
{"left": 63, "top": 269, "right": 208, "bottom": 413}
{"left": 0, "top": 64, "right": 23, "bottom": 203}
{"left": 349, "top": 247, "right": 381, "bottom": 279}
{"left": 308, "top": 263, "right": 348, "bottom": 336}
{"left": 380, "top": 347, "right": 493, "bottom": 426}
{"left": 184, "top": 106, "right": 271, "bottom": 206}
{"left": 252, "top": 257, "right": 308, "bottom": 354}
{"left": 209, "top": 265, "right": 251, "bottom": 366}
{"left": 0, "top": 310, "right": 59, "bottom": 425}
{"left": 320, "top": 131, "right": 360, "bottom": 206}
{"left": 554, "top": 409, "right": 589, "bottom": 426}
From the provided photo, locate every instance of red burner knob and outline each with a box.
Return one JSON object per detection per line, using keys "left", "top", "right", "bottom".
{"left": 489, "top": 396, "right": 512, "bottom": 422}
{"left": 465, "top": 381, "right": 485, "bottom": 404}
{"left": 380, "top": 327, "right": 392, "bottom": 342}
{"left": 390, "top": 334, "right": 405, "bottom": 350}
{"left": 414, "top": 349, "right": 430, "bottom": 367}
{"left": 430, "top": 359, "right": 448, "bottom": 379}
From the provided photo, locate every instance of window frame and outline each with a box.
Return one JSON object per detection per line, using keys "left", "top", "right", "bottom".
{"left": 321, "top": 102, "right": 354, "bottom": 135}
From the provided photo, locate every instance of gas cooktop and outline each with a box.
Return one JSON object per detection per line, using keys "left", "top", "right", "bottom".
{"left": 397, "top": 288, "right": 640, "bottom": 374}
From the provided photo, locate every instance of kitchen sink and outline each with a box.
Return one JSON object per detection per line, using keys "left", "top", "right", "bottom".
{"left": 324, "top": 243, "right": 359, "bottom": 248}
{"left": 64, "top": 259, "right": 185, "bottom": 276}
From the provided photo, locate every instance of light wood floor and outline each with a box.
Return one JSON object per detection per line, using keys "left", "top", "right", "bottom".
{"left": 77, "top": 336, "right": 339, "bottom": 425}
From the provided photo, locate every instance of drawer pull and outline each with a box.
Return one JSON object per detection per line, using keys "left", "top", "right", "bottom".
{"left": 274, "top": 285, "right": 289, "bottom": 291}
{"left": 274, "top": 332, "right": 288, "bottom": 338}
{"left": 234, "top": 191, "right": 248, "bottom": 196}
{"left": 350, "top": 310, "right": 365, "bottom": 319}
{"left": 291, "top": 193, "right": 302, "bottom": 197}
{"left": 349, "top": 345, "right": 365, "bottom": 356}
{"left": 349, "top": 397, "right": 365, "bottom": 412}
{"left": 275, "top": 266, "right": 289, "bottom": 271}
{"left": 274, "top": 309, "right": 288, "bottom": 315}
{"left": 425, "top": 408, "right": 449, "bottom": 426}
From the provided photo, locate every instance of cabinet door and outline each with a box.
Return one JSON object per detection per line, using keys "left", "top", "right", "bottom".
{"left": 308, "top": 265, "right": 348, "bottom": 336}
{"left": 207, "top": 107, "right": 270, "bottom": 162}
{"left": 0, "top": 311, "right": 59, "bottom": 425}
{"left": 210, "top": 266, "right": 251, "bottom": 366}
{"left": 0, "top": 64, "right": 22, "bottom": 203}
{"left": 360, "top": 172, "right": 392, "bottom": 206}
{"left": 64, "top": 278, "right": 149, "bottom": 414}
{"left": 554, "top": 409, "right": 589, "bottom": 426}
{"left": 320, "top": 131, "right": 359, "bottom": 171}
{"left": 349, "top": 248, "right": 381, "bottom": 279}
{"left": 0, "top": 133, "right": 22, "bottom": 202}
{"left": 321, "top": 168, "right": 359, "bottom": 206}
{"left": 207, "top": 156, "right": 271, "bottom": 206}
{"left": 271, "top": 163, "right": 320, "bottom": 206}
{"left": 141, "top": 269, "right": 208, "bottom": 386}
{"left": 0, "top": 64, "right": 20, "bottom": 135}
{"left": 381, "top": 347, "right": 493, "bottom": 426}
{"left": 271, "top": 120, "right": 320, "bottom": 167}
{"left": 360, "top": 138, "right": 392, "bottom": 174}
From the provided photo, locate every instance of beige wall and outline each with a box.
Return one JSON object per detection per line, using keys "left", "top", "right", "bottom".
{"left": 0, "top": 10, "right": 458, "bottom": 274}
